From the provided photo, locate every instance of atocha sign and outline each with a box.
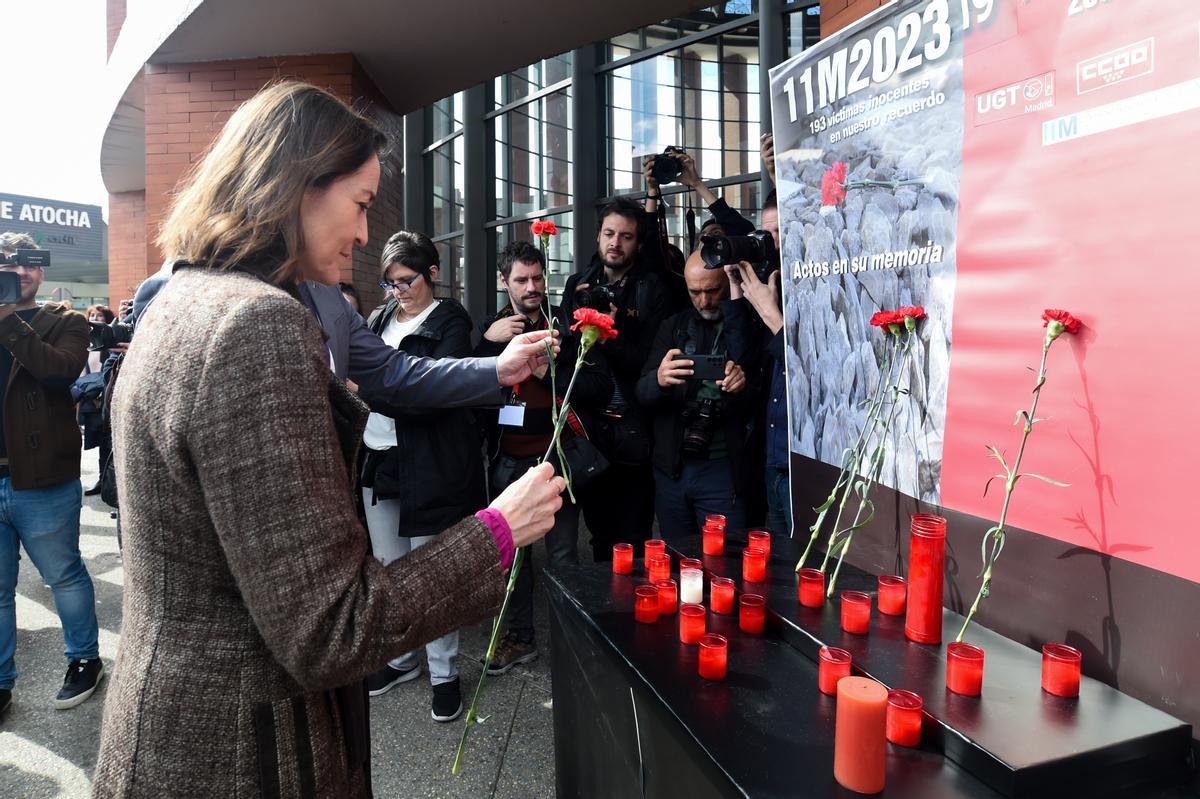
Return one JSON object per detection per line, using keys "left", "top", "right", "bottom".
{"left": 0, "top": 192, "right": 104, "bottom": 267}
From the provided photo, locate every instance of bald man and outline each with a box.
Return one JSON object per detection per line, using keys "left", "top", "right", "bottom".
{"left": 635, "top": 251, "right": 753, "bottom": 540}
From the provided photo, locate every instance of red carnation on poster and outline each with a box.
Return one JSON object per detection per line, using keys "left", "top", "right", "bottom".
{"left": 822, "top": 161, "right": 848, "bottom": 206}
{"left": 870, "top": 310, "right": 902, "bottom": 328}
{"left": 897, "top": 305, "right": 926, "bottom": 320}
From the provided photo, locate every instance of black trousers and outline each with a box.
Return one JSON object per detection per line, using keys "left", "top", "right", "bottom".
{"left": 578, "top": 461, "right": 656, "bottom": 561}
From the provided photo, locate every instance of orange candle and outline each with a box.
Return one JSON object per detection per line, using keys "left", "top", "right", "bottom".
{"left": 833, "top": 677, "right": 888, "bottom": 795}
{"left": 710, "top": 576, "right": 735, "bottom": 614}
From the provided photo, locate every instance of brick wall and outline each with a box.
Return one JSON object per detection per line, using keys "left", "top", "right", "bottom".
{"left": 131, "top": 53, "right": 402, "bottom": 308}
{"left": 107, "top": 190, "right": 146, "bottom": 304}
{"left": 821, "top": 0, "right": 885, "bottom": 37}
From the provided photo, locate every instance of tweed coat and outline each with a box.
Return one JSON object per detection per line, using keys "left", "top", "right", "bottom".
{"left": 93, "top": 268, "right": 506, "bottom": 798}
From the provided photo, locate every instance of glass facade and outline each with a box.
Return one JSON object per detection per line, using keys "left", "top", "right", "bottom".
{"left": 408, "top": 1, "right": 818, "bottom": 312}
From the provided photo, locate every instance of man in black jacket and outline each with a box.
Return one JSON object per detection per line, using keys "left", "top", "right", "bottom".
{"left": 636, "top": 249, "right": 752, "bottom": 541}
{"left": 560, "top": 198, "right": 674, "bottom": 558}
{"left": 476, "top": 241, "right": 611, "bottom": 673}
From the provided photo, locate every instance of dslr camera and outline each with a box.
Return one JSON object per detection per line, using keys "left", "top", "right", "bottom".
{"left": 650, "top": 146, "right": 687, "bottom": 186}
{"left": 700, "top": 229, "right": 779, "bottom": 283}
{"left": 578, "top": 283, "right": 616, "bottom": 312}
{"left": 89, "top": 317, "right": 135, "bottom": 352}
{"left": 681, "top": 396, "right": 723, "bottom": 459}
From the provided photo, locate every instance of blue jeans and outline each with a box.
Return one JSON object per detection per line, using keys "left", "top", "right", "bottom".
{"left": 766, "top": 467, "right": 792, "bottom": 537}
{"left": 654, "top": 460, "right": 744, "bottom": 542}
{"left": 0, "top": 478, "right": 99, "bottom": 689}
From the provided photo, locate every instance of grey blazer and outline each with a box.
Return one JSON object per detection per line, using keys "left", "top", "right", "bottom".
{"left": 94, "top": 268, "right": 506, "bottom": 797}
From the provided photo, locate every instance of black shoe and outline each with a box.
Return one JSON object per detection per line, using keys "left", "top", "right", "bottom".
{"left": 483, "top": 633, "right": 538, "bottom": 676}
{"left": 84, "top": 482, "right": 102, "bottom": 496}
{"left": 365, "top": 663, "right": 421, "bottom": 697}
{"left": 55, "top": 659, "right": 104, "bottom": 710}
{"left": 0, "top": 688, "right": 11, "bottom": 717}
{"left": 431, "top": 678, "right": 462, "bottom": 723}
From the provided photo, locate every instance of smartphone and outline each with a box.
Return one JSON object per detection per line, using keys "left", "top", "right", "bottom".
{"left": 0, "top": 272, "right": 20, "bottom": 304}
{"left": 673, "top": 353, "right": 726, "bottom": 381}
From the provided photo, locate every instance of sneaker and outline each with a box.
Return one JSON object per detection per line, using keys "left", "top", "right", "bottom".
{"left": 365, "top": 663, "right": 421, "bottom": 697}
{"left": 484, "top": 633, "right": 538, "bottom": 676}
{"left": 431, "top": 678, "right": 462, "bottom": 723}
{"left": 55, "top": 659, "right": 104, "bottom": 710}
{"left": 0, "top": 688, "right": 11, "bottom": 717}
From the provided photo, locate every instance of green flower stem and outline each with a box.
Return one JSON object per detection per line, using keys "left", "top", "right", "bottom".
{"left": 827, "top": 357, "right": 908, "bottom": 597}
{"left": 954, "top": 340, "right": 1053, "bottom": 643}
{"left": 819, "top": 335, "right": 904, "bottom": 572}
{"left": 796, "top": 338, "right": 898, "bottom": 571}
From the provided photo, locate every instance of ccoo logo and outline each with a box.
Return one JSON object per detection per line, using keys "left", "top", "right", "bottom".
{"left": 1076, "top": 38, "right": 1155, "bottom": 95}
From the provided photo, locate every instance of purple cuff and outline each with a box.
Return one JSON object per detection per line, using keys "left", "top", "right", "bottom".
{"left": 476, "top": 508, "right": 515, "bottom": 570}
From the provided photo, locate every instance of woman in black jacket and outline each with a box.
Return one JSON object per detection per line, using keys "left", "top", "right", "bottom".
{"left": 358, "top": 231, "right": 485, "bottom": 722}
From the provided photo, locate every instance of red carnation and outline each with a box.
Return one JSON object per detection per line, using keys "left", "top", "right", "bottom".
{"left": 821, "top": 161, "right": 848, "bottom": 206}
{"left": 531, "top": 220, "right": 545, "bottom": 236}
{"left": 897, "top": 305, "right": 925, "bottom": 320}
{"left": 541, "top": 221, "right": 558, "bottom": 236}
{"left": 1042, "top": 309, "right": 1080, "bottom": 334}
{"left": 869, "top": 310, "right": 901, "bottom": 328}
{"left": 571, "top": 307, "right": 618, "bottom": 349}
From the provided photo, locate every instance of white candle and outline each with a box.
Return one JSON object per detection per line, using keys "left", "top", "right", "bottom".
{"left": 680, "top": 567, "right": 704, "bottom": 605}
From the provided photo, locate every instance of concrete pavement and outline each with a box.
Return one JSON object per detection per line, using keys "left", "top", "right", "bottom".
{"left": 1, "top": 452, "right": 564, "bottom": 798}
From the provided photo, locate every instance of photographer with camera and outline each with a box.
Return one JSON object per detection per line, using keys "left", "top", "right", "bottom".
{"left": 0, "top": 233, "right": 102, "bottom": 717}
{"left": 635, "top": 249, "right": 754, "bottom": 540}
{"left": 560, "top": 198, "right": 674, "bottom": 557}
{"left": 719, "top": 189, "right": 790, "bottom": 535}
{"left": 643, "top": 148, "right": 755, "bottom": 243}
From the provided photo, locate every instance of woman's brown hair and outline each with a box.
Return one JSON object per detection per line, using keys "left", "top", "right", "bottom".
{"left": 156, "top": 80, "right": 389, "bottom": 285}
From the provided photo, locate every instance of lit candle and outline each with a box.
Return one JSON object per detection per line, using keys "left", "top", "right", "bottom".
{"left": 946, "top": 642, "right": 985, "bottom": 696}
{"left": 679, "top": 603, "right": 706, "bottom": 644}
{"left": 886, "top": 689, "right": 923, "bottom": 747}
{"left": 798, "top": 568, "right": 825, "bottom": 608}
{"left": 905, "top": 514, "right": 946, "bottom": 645}
{"left": 834, "top": 677, "right": 888, "bottom": 795}
{"left": 877, "top": 575, "right": 907, "bottom": 616}
{"left": 705, "top": 513, "right": 726, "bottom": 531}
{"left": 747, "top": 529, "right": 771, "bottom": 559}
{"left": 655, "top": 578, "right": 677, "bottom": 615}
{"left": 644, "top": 539, "right": 665, "bottom": 575}
{"left": 840, "top": 591, "right": 871, "bottom": 635}
{"left": 612, "top": 543, "right": 633, "bottom": 574}
{"left": 702, "top": 525, "right": 725, "bottom": 556}
{"left": 648, "top": 553, "right": 671, "bottom": 584}
{"left": 634, "top": 584, "right": 659, "bottom": 624}
{"left": 698, "top": 634, "right": 728, "bottom": 680}
{"left": 1042, "top": 643, "right": 1082, "bottom": 697}
{"left": 680, "top": 567, "right": 704, "bottom": 605}
{"left": 738, "top": 593, "right": 765, "bottom": 634}
{"left": 710, "top": 577, "right": 735, "bottom": 614}
{"left": 742, "top": 547, "right": 767, "bottom": 583}
{"left": 818, "top": 646, "right": 852, "bottom": 696}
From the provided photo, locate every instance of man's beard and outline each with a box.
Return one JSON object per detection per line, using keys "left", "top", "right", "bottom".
{"left": 600, "top": 247, "right": 634, "bottom": 270}
{"left": 513, "top": 292, "right": 543, "bottom": 314}
{"left": 698, "top": 308, "right": 722, "bottom": 321}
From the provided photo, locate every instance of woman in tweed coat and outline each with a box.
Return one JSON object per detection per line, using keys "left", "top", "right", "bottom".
{"left": 92, "top": 81, "right": 564, "bottom": 798}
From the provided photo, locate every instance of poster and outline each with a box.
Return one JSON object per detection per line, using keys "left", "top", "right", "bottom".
{"left": 770, "top": 0, "right": 1200, "bottom": 584}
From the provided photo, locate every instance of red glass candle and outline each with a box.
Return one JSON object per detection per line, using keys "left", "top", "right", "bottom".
{"left": 648, "top": 553, "right": 671, "bottom": 584}
{"left": 612, "top": 543, "right": 633, "bottom": 574}
{"left": 747, "top": 529, "right": 771, "bottom": 559}
{"left": 680, "top": 557, "right": 703, "bottom": 572}
{"left": 877, "top": 575, "right": 907, "bottom": 616}
{"left": 841, "top": 591, "right": 871, "bottom": 635}
{"left": 742, "top": 546, "right": 767, "bottom": 582}
{"left": 710, "top": 576, "right": 735, "bottom": 614}
{"left": 644, "top": 539, "right": 665, "bottom": 575}
{"left": 834, "top": 677, "right": 888, "bottom": 795}
{"left": 679, "top": 603, "right": 706, "bottom": 644}
{"left": 946, "top": 642, "right": 985, "bottom": 696}
{"left": 904, "top": 514, "right": 946, "bottom": 645}
{"left": 705, "top": 513, "right": 726, "bottom": 531}
{"left": 818, "top": 646, "right": 852, "bottom": 695}
{"left": 655, "top": 578, "right": 678, "bottom": 616}
{"left": 698, "top": 634, "right": 728, "bottom": 680}
{"left": 702, "top": 526, "right": 725, "bottom": 556}
{"left": 1042, "top": 643, "right": 1082, "bottom": 697}
{"left": 886, "top": 689, "right": 923, "bottom": 747}
{"left": 739, "top": 593, "right": 765, "bottom": 634}
{"left": 798, "top": 568, "right": 825, "bottom": 608}
{"left": 634, "top": 585, "right": 659, "bottom": 624}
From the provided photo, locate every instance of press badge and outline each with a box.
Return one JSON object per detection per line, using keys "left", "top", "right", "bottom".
{"left": 498, "top": 397, "right": 526, "bottom": 427}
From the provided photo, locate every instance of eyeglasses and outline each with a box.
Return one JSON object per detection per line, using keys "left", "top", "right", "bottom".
{"left": 378, "top": 273, "right": 422, "bottom": 293}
